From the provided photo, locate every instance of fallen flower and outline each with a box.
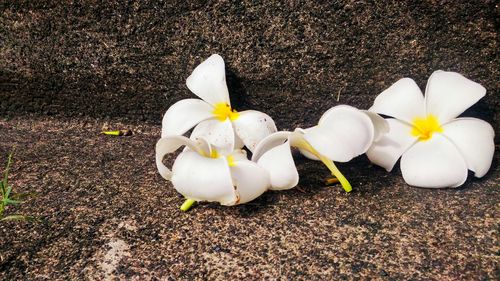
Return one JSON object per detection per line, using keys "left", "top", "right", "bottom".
{"left": 367, "top": 70, "right": 494, "bottom": 188}
{"left": 252, "top": 105, "right": 388, "bottom": 192}
{"left": 162, "top": 54, "right": 277, "bottom": 154}
{"left": 156, "top": 135, "right": 270, "bottom": 210}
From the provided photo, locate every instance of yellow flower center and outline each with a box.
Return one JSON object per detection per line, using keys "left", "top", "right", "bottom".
{"left": 411, "top": 115, "right": 443, "bottom": 141}
{"left": 209, "top": 149, "right": 219, "bottom": 159}
{"left": 206, "top": 148, "right": 236, "bottom": 167}
{"left": 212, "top": 103, "right": 239, "bottom": 121}
{"left": 226, "top": 155, "right": 236, "bottom": 167}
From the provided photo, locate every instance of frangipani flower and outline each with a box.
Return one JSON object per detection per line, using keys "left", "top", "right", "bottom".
{"left": 253, "top": 105, "right": 389, "bottom": 192}
{"left": 155, "top": 135, "right": 270, "bottom": 210}
{"left": 162, "top": 54, "right": 277, "bottom": 154}
{"left": 367, "top": 71, "right": 495, "bottom": 188}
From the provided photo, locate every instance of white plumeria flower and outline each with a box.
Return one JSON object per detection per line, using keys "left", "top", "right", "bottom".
{"left": 367, "top": 70, "right": 495, "bottom": 188}
{"left": 161, "top": 54, "right": 277, "bottom": 154}
{"left": 253, "top": 105, "right": 389, "bottom": 192}
{"left": 155, "top": 135, "right": 270, "bottom": 210}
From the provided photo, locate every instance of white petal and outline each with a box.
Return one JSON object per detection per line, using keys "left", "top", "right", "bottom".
{"left": 171, "top": 150, "right": 238, "bottom": 205}
{"left": 230, "top": 160, "right": 270, "bottom": 204}
{"left": 155, "top": 136, "right": 211, "bottom": 180}
{"left": 190, "top": 118, "right": 235, "bottom": 155}
{"left": 400, "top": 134, "right": 468, "bottom": 188}
{"left": 256, "top": 141, "right": 299, "bottom": 190}
{"left": 369, "top": 78, "right": 425, "bottom": 123}
{"left": 251, "top": 131, "right": 299, "bottom": 190}
{"left": 441, "top": 118, "right": 494, "bottom": 177}
{"left": 161, "top": 99, "right": 214, "bottom": 138}
{"left": 252, "top": 131, "right": 291, "bottom": 162}
{"left": 234, "top": 132, "right": 244, "bottom": 150}
{"left": 230, "top": 149, "right": 248, "bottom": 161}
{"left": 186, "top": 54, "right": 230, "bottom": 106}
{"left": 362, "top": 110, "right": 389, "bottom": 142}
{"left": 192, "top": 136, "right": 212, "bottom": 157}
{"left": 425, "top": 70, "right": 486, "bottom": 123}
{"left": 298, "top": 148, "right": 319, "bottom": 161}
{"left": 232, "top": 110, "right": 277, "bottom": 153}
{"left": 305, "top": 105, "right": 374, "bottom": 162}
{"left": 366, "top": 119, "right": 417, "bottom": 172}
{"left": 293, "top": 128, "right": 319, "bottom": 160}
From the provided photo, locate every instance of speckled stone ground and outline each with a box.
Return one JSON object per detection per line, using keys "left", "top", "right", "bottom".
{"left": 0, "top": 117, "right": 498, "bottom": 280}
{"left": 0, "top": 0, "right": 499, "bottom": 280}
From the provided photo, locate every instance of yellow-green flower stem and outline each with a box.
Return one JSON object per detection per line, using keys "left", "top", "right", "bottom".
{"left": 102, "top": 130, "right": 122, "bottom": 136}
{"left": 180, "top": 199, "right": 196, "bottom": 212}
{"left": 102, "top": 130, "right": 132, "bottom": 136}
{"left": 294, "top": 138, "right": 352, "bottom": 192}
{"left": 318, "top": 156, "right": 352, "bottom": 192}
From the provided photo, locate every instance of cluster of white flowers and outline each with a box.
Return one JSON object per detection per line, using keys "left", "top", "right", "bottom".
{"left": 156, "top": 54, "right": 494, "bottom": 211}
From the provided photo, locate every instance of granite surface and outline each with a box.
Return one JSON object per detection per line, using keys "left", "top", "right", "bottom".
{"left": 0, "top": 117, "right": 498, "bottom": 280}
{"left": 1, "top": 0, "right": 498, "bottom": 129}
{"left": 0, "top": 0, "right": 499, "bottom": 280}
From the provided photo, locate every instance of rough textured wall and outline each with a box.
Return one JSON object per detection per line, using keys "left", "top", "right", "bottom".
{"left": 1, "top": 0, "right": 498, "bottom": 130}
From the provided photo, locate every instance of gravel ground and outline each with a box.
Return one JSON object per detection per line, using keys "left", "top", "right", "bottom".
{"left": 0, "top": 116, "right": 497, "bottom": 280}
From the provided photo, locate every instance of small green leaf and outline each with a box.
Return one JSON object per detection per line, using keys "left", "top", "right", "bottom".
{"left": 3, "top": 151, "right": 13, "bottom": 187}
{"left": 1, "top": 214, "right": 40, "bottom": 222}
{"left": 1, "top": 214, "right": 29, "bottom": 221}
{"left": 5, "top": 186, "right": 12, "bottom": 198}
{"left": 4, "top": 198, "right": 21, "bottom": 205}
{"left": 11, "top": 192, "right": 38, "bottom": 201}
{"left": 0, "top": 179, "right": 4, "bottom": 196}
